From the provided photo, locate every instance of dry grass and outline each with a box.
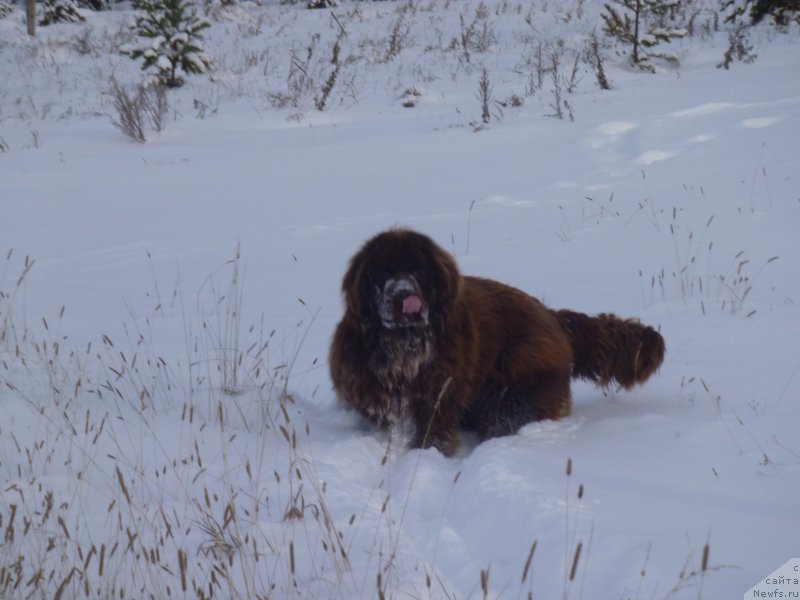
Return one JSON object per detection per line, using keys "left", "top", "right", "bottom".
{"left": 636, "top": 201, "right": 779, "bottom": 316}
{"left": 0, "top": 247, "right": 350, "bottom": 599}
{"left": 1, "top": 245, "right": 487, "bottom": 599}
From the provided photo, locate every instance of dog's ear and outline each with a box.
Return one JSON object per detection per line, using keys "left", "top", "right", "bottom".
{"left": 342, "top": 249, "right": 367, "bottom": 316}
{"left": 431, "top": 244, "right": 461, "bottom": 310}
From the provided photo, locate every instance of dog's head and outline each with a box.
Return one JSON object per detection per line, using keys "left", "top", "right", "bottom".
{"left": 341, "top": 229, "right": 461, "bottom": 331}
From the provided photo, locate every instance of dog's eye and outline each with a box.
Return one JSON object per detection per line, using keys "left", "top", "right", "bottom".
{"left": 367, "top": 272, "right": 385, "bottom": 289}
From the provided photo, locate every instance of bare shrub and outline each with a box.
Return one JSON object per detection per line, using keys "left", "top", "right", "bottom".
{"left": 455, "top": 2, "right": 495, "bottom": 63}
{"left": 108, "top": 79, "right": 169, "bottom": 143}
{"left": 269, "top": 35, "right": 318, "bottom": 108}
{"left": 142, "top": 82, "right": 168, "bottom": 131}
{"left": 586, "top": 33, "right": 612, "bottom": 90}
{"left": 109, "top": 79, "right": 146, "bottom": 142}
{"left": 72, "top": 25, "right": 97, "bottom": 55}
{"left": 717, "top": 22, "right": 757, "bottom": 69}
{"left": 315, "top": 22, "right": 346, "bottom": 111}
{"left": 549, "top": 51, "right": 564, "bottom": 120}
{"left": 515, "top": 40, "right": 547, "bottom": 97}
{"left": 237, "top": 12, "right": 267, "bottom": 37}
{"left": 471, "top": 2, "right": 496, "bottom": 52}
{"left": 686, "top": 8, "right": 719, "bottom": 38}
{"left": 476, "top": 66, "right": 492, "bottom": 124}
{"left": 381, "top": 1, "right": 412, "bottom": 62}
{"left": 564, "top": 50, "right": 582, "bottom": 93}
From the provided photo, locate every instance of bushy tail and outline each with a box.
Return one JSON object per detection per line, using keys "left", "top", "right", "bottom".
{"left": 554, "top": 310, "right": 665, "bottom": 390}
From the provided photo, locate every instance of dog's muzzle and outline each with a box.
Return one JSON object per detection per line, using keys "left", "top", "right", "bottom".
{"left": 377, "top": 276, "right": 429, "bottom": 328}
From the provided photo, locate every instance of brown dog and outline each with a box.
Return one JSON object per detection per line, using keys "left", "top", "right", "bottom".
{"left": 329, "top": 229, "right": 665, "bottom": 455}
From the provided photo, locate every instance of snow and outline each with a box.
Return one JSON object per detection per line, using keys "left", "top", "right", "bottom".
{"left": 184, "top": 50, "right": 209, "bottom": 71}
{"left": 1, "top": 1, "right": 799, "bottom": 599}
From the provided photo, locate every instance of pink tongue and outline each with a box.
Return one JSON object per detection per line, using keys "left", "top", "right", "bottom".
{"left": 402, "top": 294, "right": 423, "bottom": 315}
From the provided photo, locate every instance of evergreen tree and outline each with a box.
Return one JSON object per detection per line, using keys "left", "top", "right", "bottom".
{"left": 78, "top": 0, "right": 110, "bottom": 11}
{"left": 722, "top": 0, "right": 800, "bottom": 26}
{"left": 0, "top": 0, "right": 13, "bottom": 19}
{"left": 602, "top": 0, "right": 687, "bottom": 71}
{"left": 39, "top": 0, "right": 86, "bottom": 25}
{"left": 0, "top": 0, "right": 15, "bottom": 18}
{"left": 125, "top": 0, "right": 211, "bottom": 88}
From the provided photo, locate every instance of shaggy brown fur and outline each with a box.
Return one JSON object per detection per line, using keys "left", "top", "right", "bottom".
{"left": 329, "top": 229, "right": 665, "bottom": 455}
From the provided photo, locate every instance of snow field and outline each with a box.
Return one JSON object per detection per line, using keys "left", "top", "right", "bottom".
{"left": 1, "top": 1, "right": 800, "bottom": 598}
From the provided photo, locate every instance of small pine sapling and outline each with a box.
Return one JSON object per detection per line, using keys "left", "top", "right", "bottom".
{"left": 39, "top": 0, "right": 85, "bottom": 25}
{"left": 602, "top": 0, "right": 687, "bottom": 72}
{"left": 81, "top": 0, "right": 110, "bottom": 11}
{"left": 0, "top": 0, "right": 14, "bottom": 19}
{"left": 125, "top": 0, "right": 211, "bottom": 88}
{"left": 721, "top": 0, "right": 800, "bottom": 26}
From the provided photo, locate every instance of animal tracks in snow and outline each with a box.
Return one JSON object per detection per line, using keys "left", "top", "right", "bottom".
{"left": 596, "top": 121, "right": 638, "bottom": 137}
{"left": 586, "top": 120, "right": 637, "bottom": 149}
{"left": 667, "top": 101, "right": 737, "bottom": 118}
{"left": 687, "top": 133, "right": 715, "bottom": 144}
{"left": 741, "top": 116, "right": 784, "bottom": 128}
{"left": 634, "top": 149, "right": 677, "bottom": 166}
{"left": 587, "top": 102, "right": 784, "bottom": 175}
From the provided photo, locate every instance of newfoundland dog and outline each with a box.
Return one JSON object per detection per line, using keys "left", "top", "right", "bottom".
{"left": 329, "top": 228, "right": 665, "bottom": 455}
